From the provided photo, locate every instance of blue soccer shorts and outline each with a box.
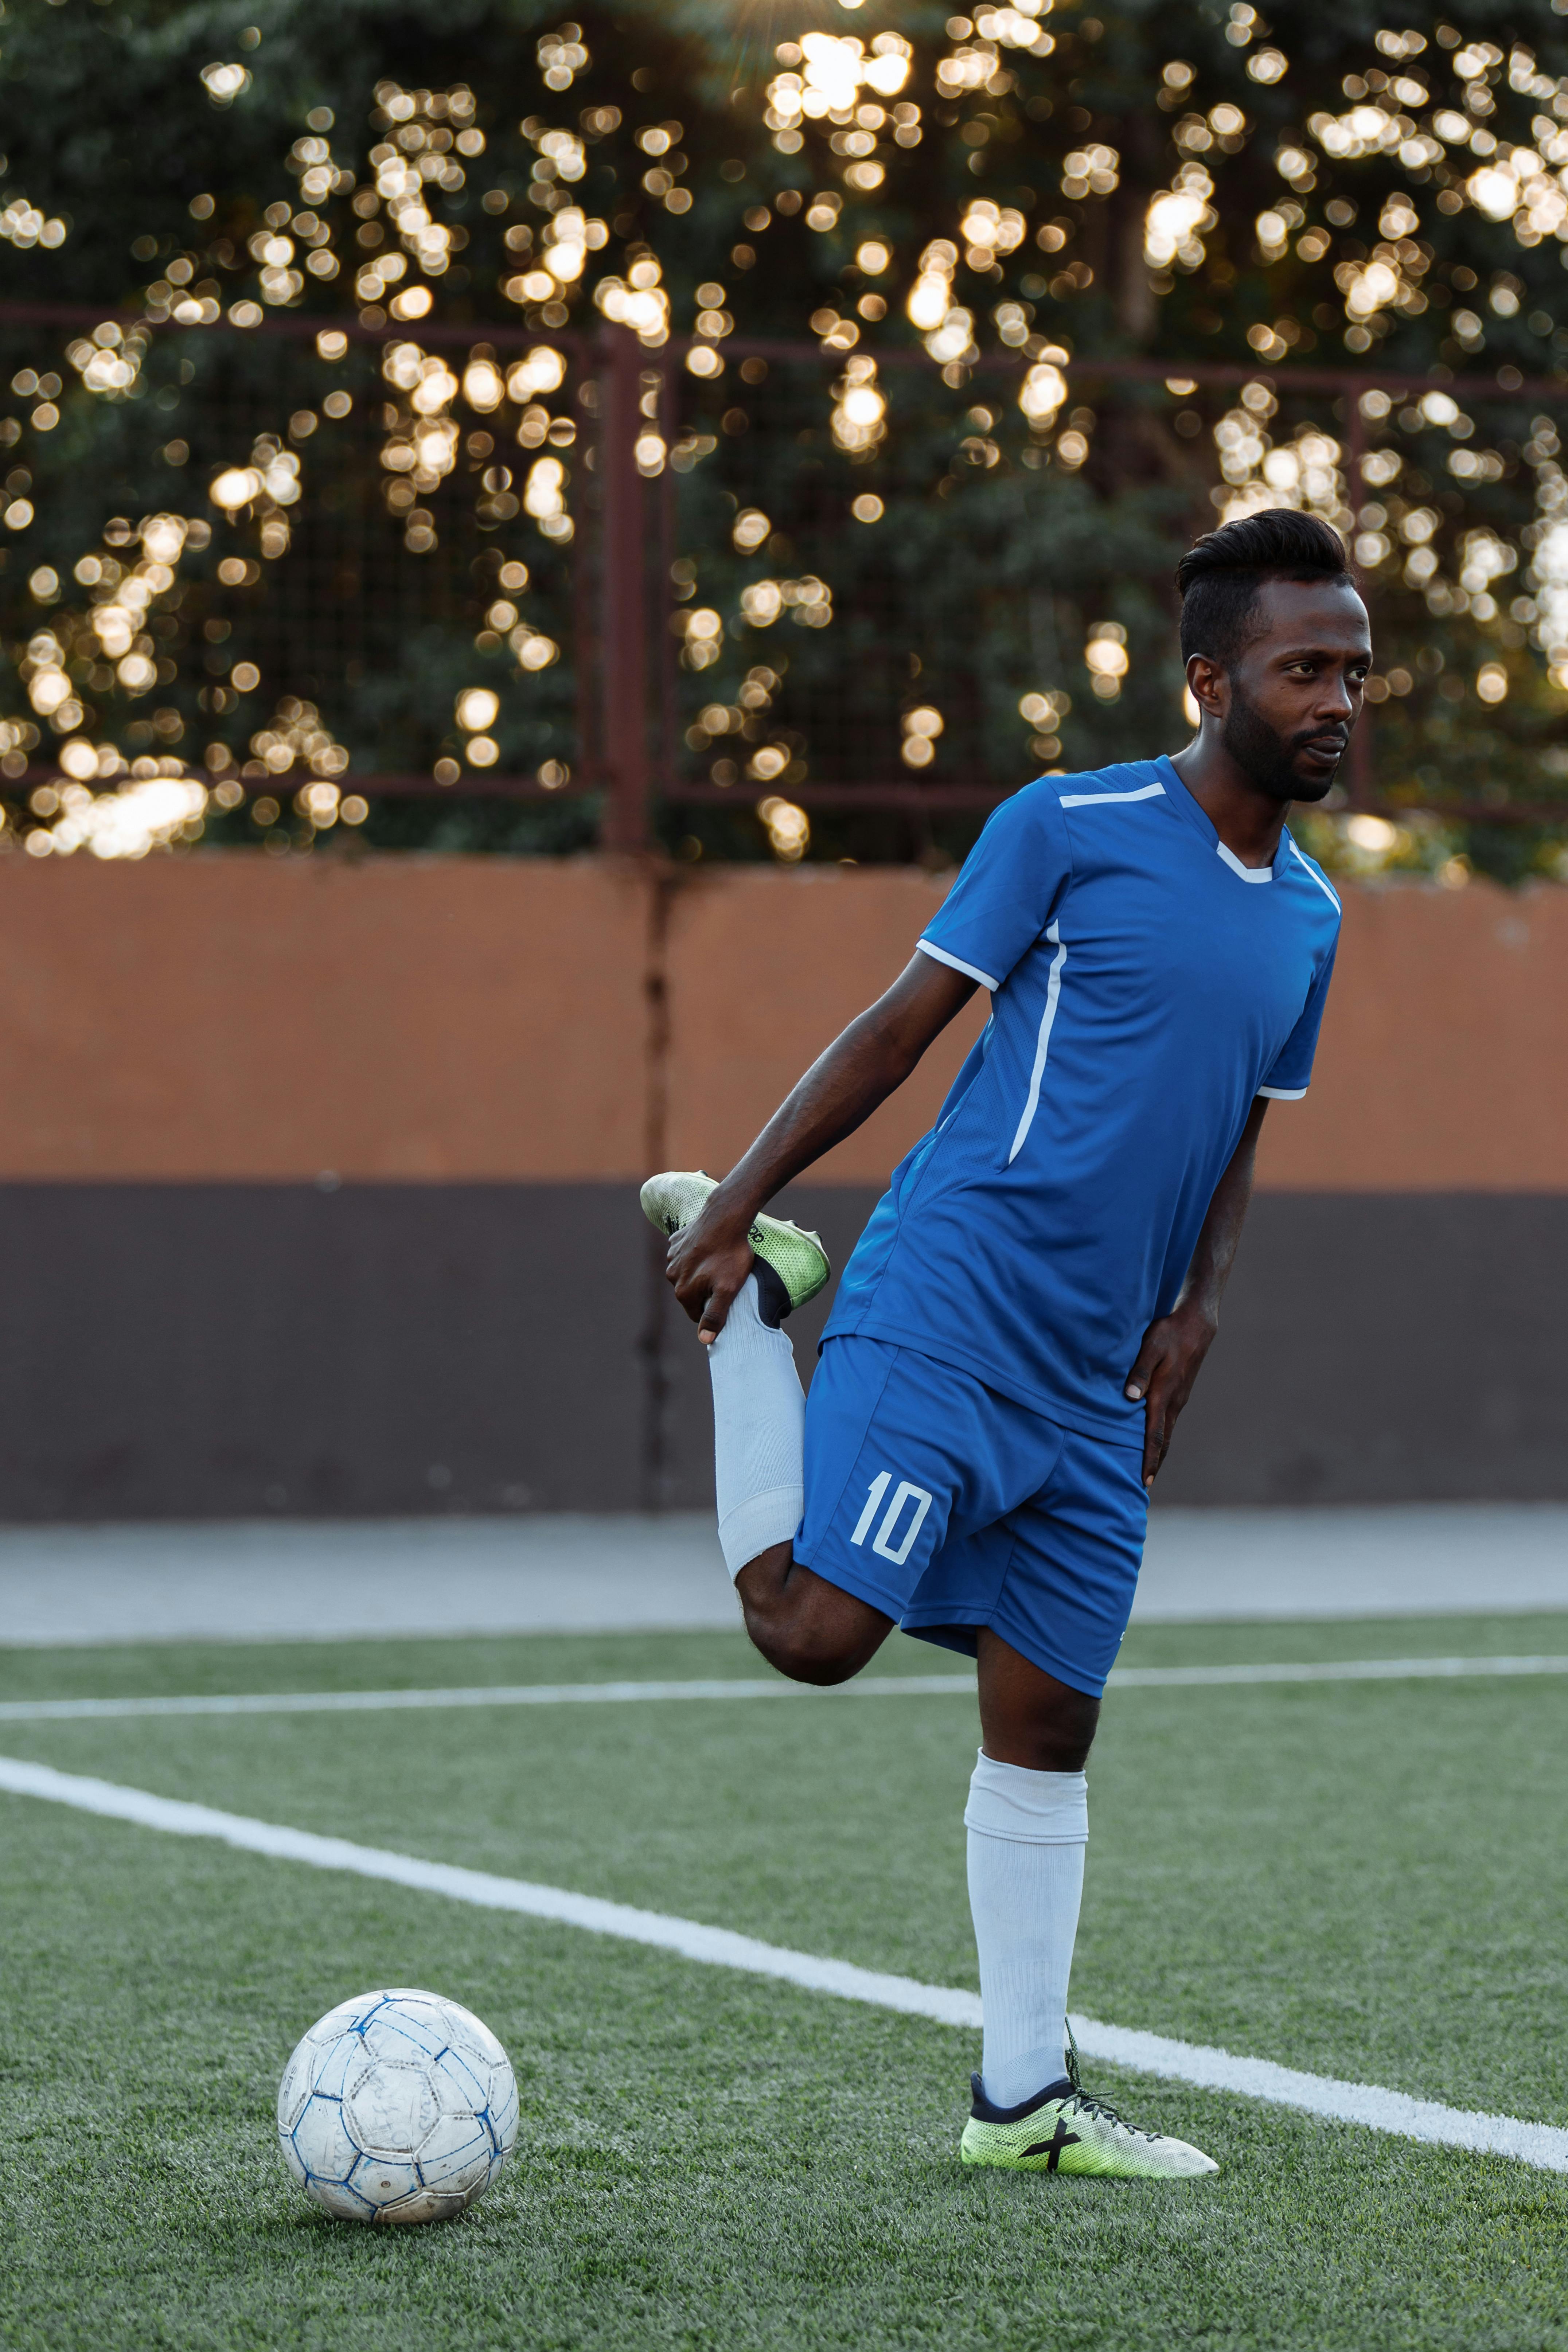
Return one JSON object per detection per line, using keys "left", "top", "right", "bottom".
{"left": 793, "top": 1335, "right": 1148, "bottom": 1699}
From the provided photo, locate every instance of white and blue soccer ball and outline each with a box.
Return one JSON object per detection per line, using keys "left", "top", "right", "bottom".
{"left": 277, "top": 1988, "right": 520, "bottom": 2224}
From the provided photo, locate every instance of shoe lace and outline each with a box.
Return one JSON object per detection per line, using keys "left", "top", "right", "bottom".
{"left": 1062, "top": 2023, "right": 1158, "bottom": 2142}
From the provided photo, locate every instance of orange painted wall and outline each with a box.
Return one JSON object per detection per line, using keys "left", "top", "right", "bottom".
{"left": 0, "top": 853, "right": 1562, "bottom": 1190}
{"left": 1252, "top": 881, "right": 1568, "bottom": 1191}
{"left": 0, "top": 857, "right": 649, "bottom": 1180}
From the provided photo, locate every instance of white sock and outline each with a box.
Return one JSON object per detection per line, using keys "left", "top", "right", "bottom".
{"left": 965, "top": 1751, "right": 1088, "bottom": 2109}
{"left": 707, "top": 1274, "right": 805, "bottom": 1580}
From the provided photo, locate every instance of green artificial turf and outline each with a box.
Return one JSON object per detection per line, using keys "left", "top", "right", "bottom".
{"left": 2, "top": 1620, "right": 1567, "bottom": 2349}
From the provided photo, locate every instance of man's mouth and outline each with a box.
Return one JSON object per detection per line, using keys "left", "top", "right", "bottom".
{"left": 1298, "top": 733, "right": 1348, "bottom": 764}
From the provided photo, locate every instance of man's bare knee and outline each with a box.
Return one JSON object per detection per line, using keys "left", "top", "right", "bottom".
{"left": 976, "top": 1629, "right": 1100, "bottom": 1771}
{"left": 749, "top": 1620, "right": 865, "bottom": 1686}
{"left": 735, "top": 1553, "right": 892, "bottom": 1686}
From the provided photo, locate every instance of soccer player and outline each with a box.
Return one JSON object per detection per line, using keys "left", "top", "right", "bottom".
{"left": 644, "top": 509, "right": 1364, "bottom": 2177}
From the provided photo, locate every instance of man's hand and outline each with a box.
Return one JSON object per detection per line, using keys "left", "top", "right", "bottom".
{"left": 666, "top": 1193, "right": 757, "bottom": 1345}
{"left": 1124, "top": 1298, "right": 1220, "bottom": 1490}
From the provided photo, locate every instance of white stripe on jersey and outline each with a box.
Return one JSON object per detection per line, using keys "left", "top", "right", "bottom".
{"left": 1006, "top": 920, "right": 1067, "bottom": 1165}
{"left": 1059, "top": 781, "right": 1167, "bottom": 808}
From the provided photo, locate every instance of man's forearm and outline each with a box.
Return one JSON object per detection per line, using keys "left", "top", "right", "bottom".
{"left": 1178, "top": 1094, "right": 1268, "bottom": 1317}
{"left": 1124, "top": 1095, "right": 1269, "bottom": 1482}
{"left": 709, "top": 954, "right": 976, "bottom": 1223}
{"left": 713, "top": 1010, "right": 928, "bottom": 1219}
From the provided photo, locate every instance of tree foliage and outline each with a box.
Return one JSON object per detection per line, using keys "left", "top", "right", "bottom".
{"left": 2, "top": 0, "right": 1567, "bottom": 877}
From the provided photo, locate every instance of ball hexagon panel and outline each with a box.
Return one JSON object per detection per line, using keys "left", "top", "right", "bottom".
{"left": 276, "top": 2043, "right": 316, "bottom": 2135}
{"left": 342, "top": 2059, "right": 442, "bottom": 2161}
{"left": 304, "top": 1993, "right": 384, "bottom": 2046}
{"left": 311, "top": 2173, "right": 380, "bottom": 2224}
{"left": 291, "top": 2094, "right": 362, "bottom": 2187}
{"left": 417, "top": 2110, "right": 499, "bottom": 2193}
{"left": 379, "top": 2185, "right": 472, "bottom": 2226}
{"left": 347, "top": 2154, "right": 423, "bottom": 2207}
{"left": 303, "top": 2032, "right": 362, "bottom": 2103}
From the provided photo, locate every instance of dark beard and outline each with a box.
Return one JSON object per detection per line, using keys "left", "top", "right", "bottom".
{"left": 1220, "top": 683, "right": 1343, "bottom": 804}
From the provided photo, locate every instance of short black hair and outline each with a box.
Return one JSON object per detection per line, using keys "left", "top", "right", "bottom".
{"left": 1177, "top": 510, "right": 1352, "bottom": 670}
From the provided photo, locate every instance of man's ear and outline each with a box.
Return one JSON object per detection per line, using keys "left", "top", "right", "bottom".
{"left": 1185, "top": 652, "right": 1226, "bottom": 721}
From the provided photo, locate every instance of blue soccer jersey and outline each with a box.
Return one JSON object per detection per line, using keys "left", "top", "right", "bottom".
{"left": 822, "top": 754, "right": 1342, "bottom": 1444}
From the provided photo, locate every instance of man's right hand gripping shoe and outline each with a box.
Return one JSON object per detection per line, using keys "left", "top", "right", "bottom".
{"left": 640, "top": 1170, "right": 831, "bottom": 1325}
{"left": 960, "top": 2043, "right": 1218, "bottom": 2179}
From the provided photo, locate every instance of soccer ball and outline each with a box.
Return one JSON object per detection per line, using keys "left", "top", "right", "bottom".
{"left": 277, "top": 1988, "right": 520, "bottom": 2224}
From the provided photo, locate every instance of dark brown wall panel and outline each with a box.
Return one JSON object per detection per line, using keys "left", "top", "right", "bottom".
{"left": 0, "top": 1183, "right": 648, "bottom": 1520}
{"left": 0, "top": 1182, "right": 1562, "bottom": 1521}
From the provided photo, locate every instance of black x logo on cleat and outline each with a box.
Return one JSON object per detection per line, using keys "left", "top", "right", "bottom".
{"left": 1021, "top": 2118, "right": 1083, "bottom": 2171}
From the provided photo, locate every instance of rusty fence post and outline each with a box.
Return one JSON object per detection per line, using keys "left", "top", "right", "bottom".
{"left": 596, "top": 324, "right": 651, "bottom": 851}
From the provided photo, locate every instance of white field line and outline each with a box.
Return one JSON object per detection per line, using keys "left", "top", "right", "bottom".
{"left": 1113, "top": 1654, "right": 1568, "bottom": 1688}
{"left": 2, "top": 1654, "right": 1567, "bottom": 1723}
{"left": 2, "top": 1751, "right": 1564, "bottom": 2176}
{"left": 0, "top": 1676, "right": 971, "bottom": 1723}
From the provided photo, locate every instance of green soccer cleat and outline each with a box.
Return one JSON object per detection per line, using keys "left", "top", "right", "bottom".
{"left": 960, "top": 2040, "right": 1218, "bottom": 2180}
{"left": 640, "top": 1170, "right": 831, "bottom": 1322}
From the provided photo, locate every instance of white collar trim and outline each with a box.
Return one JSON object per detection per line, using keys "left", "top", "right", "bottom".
{"left": 1216, "top": 840, "right": 1273, "bottom": 884}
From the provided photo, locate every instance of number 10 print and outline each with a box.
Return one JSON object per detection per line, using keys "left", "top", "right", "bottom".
{"left": 849, "top": 1471, "right": 934, "bottom": 1567}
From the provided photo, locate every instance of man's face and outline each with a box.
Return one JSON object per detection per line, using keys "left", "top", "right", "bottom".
{"left": 1198, "top": 576, "right": 1372, "bottom": 803}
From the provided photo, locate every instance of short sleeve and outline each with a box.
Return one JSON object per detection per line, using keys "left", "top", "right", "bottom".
{"left": 1259, "top": 939, "right": 1338, "bottom": 1099}
{"left": 917, "top": 786, "right": 1071, "bottom": 993}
